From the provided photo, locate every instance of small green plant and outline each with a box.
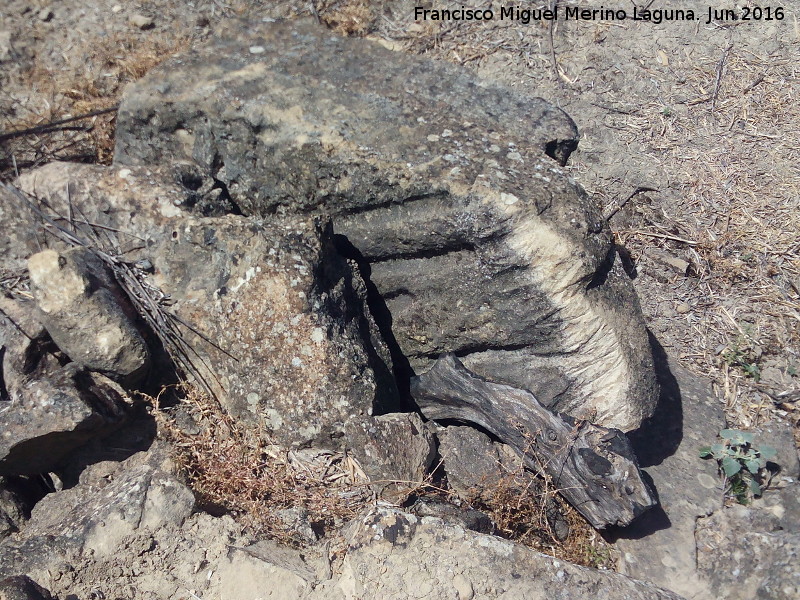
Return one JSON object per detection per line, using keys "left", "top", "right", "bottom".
{"left": 700, "top": 429, "right": 777, "bottom": 504}
{"left": 721, "top": 331, "right": 761, "bottom": 381}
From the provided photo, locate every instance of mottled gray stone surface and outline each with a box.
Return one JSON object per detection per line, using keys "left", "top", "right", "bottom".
{"left": 113, "top": 19, "right": 658, "bottom": 431}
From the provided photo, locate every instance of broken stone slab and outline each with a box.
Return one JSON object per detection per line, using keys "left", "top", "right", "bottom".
{"left": 114, "top": 19, "right": 658, "bottom": 431}
{"left": 0, "top": 362, "right": 132, "bottom": 476}
{"left": 306, "top": 506, "right": 685, "bottom": 600}
{"left": 343, "top": 412, "right": 436, "bottom": 496}
{"left": 0, "top": 576, "right": 54, "bottom": 600}
{"left": 437, "top": 424, "right": 534, "bottom": 502}
{"left": 437, "top": 425, "right": 508, "bottom": 500}
{"left": 696, "top": 482, "right": 800, "bottom": 600}
{"left": 27, "top": 247, "right": 150, "bottom": 384}
{"left": 15, "top": 163, "right": 399, "bottom": 454}
{"left": 413, "top": 354, "right": 656, "bottom": 529}
{"left": 114, "top": 20, "right": 579, "bottom": 203}
{"left": 147, "top": 213, "right": 398, "bottom": 448}
{"left": 0, "top": 444, "right": 194, "bottom": 579}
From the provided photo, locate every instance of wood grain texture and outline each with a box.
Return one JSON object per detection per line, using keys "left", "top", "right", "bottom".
{"left": 411, "top": 354, "right": 656, "bottom": 528}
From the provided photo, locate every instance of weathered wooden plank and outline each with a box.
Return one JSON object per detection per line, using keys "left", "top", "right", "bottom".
{"left": 411, "top": 354, "right": 656, "bottom": 528}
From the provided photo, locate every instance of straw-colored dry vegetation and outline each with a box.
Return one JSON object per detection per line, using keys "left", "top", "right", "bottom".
{"left": 1, "top": 30, "right": 189, "bottom": 173}
{"left": 150, "top": 382, "right": 613, "bottom": 566}
{"left": 148, "top": 384, "right": 372, "bottom": 547}
{"left": 463, "top": 460, "right": 616, "bottom": 569}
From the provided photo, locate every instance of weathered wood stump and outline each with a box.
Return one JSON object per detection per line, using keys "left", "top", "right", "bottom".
{"left": 411, "top": 354, "right": 656, "bottom": 528}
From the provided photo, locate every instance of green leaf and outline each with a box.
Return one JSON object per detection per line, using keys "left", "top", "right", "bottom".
{"left": 699, "top": 447, "right": 713, "bottom": 458}
{"left": 744, "top": 458, "right": 761, "bottom": 474}
{"left": 759, "top": 445, "right": 777, "bottom": 461}
{"left": 721, "top": 429, "right": 754, "bottom": 444}
{"left": 710, "top": 443, "right": 726, "bottom": 456}
{"left": 722, "top": 456, "right": 742, "bottom": 477}
{"left": 749, "top": 477, "right": 762, "bottom": 497}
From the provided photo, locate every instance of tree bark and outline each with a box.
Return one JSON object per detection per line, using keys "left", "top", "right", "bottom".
{"left": 411, "top": 354, "right": 656, "bottom": 529}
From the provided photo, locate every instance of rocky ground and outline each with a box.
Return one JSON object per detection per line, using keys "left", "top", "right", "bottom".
{"left": 1, "top": 1, "right": 799, "bottom": 600}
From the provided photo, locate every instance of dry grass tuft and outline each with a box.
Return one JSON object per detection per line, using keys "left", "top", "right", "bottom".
{"left": 460, "top": 448, "right": 617, "bottom": 569}
{"left": 316, "top": 0, "right": 376, "bottom": 36}
{"left": 1, "top": 32, "right": 190, "bottom": 178}
{"left": 149, "top": 383, "right": 374, "bottom": 547}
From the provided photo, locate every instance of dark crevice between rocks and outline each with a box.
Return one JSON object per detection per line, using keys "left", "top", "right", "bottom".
{"left": 616, "top": 244, "right": 638, "bottom": 279}
{"left": 175, "top": 158, "right": 243, "bottom": 217}
{"left": 585, "top": 243, "right": 617, "bottom": 291}
{"left": 209, "top": 177, "right": 243, "bottom": 216}
{"left": 333, "top": 234, "right": 416, "bottom": 411}
{"left": 58, "top": 412, "right": 157, "bottom": 489}
{"left": 0, "top": 346, "right": 8, "bottom": 402}
{"left": 369, "top": 241, "right": 477, "bottom": 264}
{"left": 337, "top": 191, "right": 450, "bottom": 218}
{"left": 1, "top": 475, "right": 52, "bottom": 520}
{"left": 545, "top": 138, "right": 578, "bottom": 167}
{"left": 22, "top": 334, "right": 67, "bottom": 375}
{"left": 429, "top": 342, "right": 543, "bottom": 361}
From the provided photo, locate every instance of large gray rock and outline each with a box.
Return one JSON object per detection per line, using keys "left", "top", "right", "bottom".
{"left": 696, "top": 483, "right": 800, "bottom": 600}
{"left": 146, "top": 213, "right": 396, "bottom": 447}
{"left": 307, "top": 506, "right": 684, "bottom": 600}
{"left": 113, "top": 19, "right": 658, "bottom": 431}
{"left": 0, "top": 445, "right": 194, "bottom": 580}
{"left": 16, "top": 163, "right": 399, "bottom": 453}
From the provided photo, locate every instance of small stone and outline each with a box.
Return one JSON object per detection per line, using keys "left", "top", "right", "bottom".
{"left": 453, "top": 574, "right": 474, "bottom": 600}
{"left": 130, "top": 14, "right": 154, "bottom": 30}
{"left": 649, "top": 249, "right": 690, "bottom": 275}
{"left": 676, "top": 302, "right": 691, "bottom": 314}
{"left": 0, "top": 31, "right": 12, "bottom": 62}
{"left": 112, "top": 4, "right": 123, "bottom": 13}
{"left": 38, "top": 7, "right": 54, "bottom": 22}
{"left": 249, "top": 46, "right": 266, "bottom": 54}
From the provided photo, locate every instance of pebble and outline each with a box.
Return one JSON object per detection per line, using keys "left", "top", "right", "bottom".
{"left": 130, "top": 14, "right": 154, "bottom": 30}
{"left": 0, "top": 30, "right": 12, "bottom": 62}
{"left": 676, "top": 302, "right": 691, "bottom": 314}
{"left": 38, "top": 7, "right": 54, "bottom": 22}
{"left": 249, "top": 46, "right": 266, "bottom": 54}
{"left": 453, "top": 574, "right": 474, "bottom": 600}
{"left": 112, "top": 4, "right": 123, "bottom": 13}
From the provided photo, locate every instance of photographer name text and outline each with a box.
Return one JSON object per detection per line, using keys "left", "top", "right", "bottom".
{"left": 414, "top": 6, "right": 786, "bottom": 25}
